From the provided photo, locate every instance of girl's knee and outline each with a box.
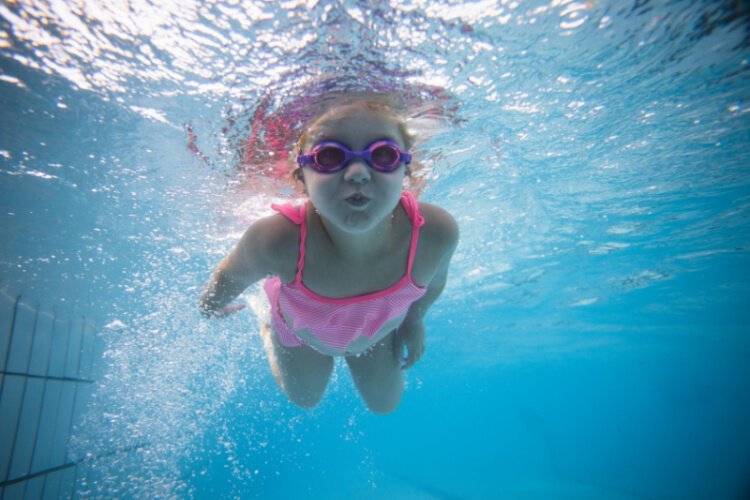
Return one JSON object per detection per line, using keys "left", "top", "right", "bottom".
{"left": 280, "top": 358, "right": 333, "bottom": 409}
{"left": 346, "top": 341, "right": 405, "bottom": 414}
{"left": 284, "top": 384, "right": 326, "bottom": 409}
{"left": 364, "top": 390, "right": 403, "bottom": 414}
{"left": 356, "top": 370, "right": 404, "bottom": 414}
{"left": 262, "top": 325, "right": 333, "bottom": 409}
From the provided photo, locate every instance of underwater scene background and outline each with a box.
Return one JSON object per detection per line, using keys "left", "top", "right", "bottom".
{"left": 1, "top": 0, "right": 749, "bottom": 498}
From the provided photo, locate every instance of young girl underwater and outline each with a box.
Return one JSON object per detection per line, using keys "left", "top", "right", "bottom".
{"left": 199, "top": 97, "right": 458, "bottom": 414}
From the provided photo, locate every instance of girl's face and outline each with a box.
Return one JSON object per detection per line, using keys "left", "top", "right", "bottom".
{"left": 301, "top": 109, "right": 407, "bottom": 233}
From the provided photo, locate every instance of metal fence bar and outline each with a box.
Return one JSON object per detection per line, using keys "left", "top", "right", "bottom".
{"left": 0, "top": 461, "right": 75, "bottom": 489}
{"left": 0, "top": 441, "right": 152, "bottom": 489}
{"left": 62, "top": 318, "right": 87, "bottom": 499}
{"left": 1, "top": 305, "right": 39, "bottom": 500}
{"left": 54, "top": 320, "right": 76, "bottom": 465}
{"left": 70, "top": 319, "right": 89, "bottom": 500}
{"left": 23, "top": 310, "right": 56, "bottom": 500}
{"left": 41, "top": 318, "right": 74, "bottom": 500}
{"left": 0, "top": 296, "right": 126, "bottom": 500}
{"left": 0, "top": 296, "right": 26, "bottom": 490}
{"left": 0, "top": 295, "right": 21, "bottom": 407}
{"left": 84, "top": 321, "right": 97, "bottom": 382}
{"left": 0, "top": 372, "right": 94, "bottom": 384}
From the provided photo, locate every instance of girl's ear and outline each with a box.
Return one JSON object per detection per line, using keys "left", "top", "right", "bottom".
{"left": 293, "top": 168, "right": 307, "bottom": 194}
{"left": 293, "top": 167, "right": 306, "bottom": 183}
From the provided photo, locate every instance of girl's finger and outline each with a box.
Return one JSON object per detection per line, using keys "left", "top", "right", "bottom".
{"left": 403, "top": 346, "right": 416, "bottom": 369}
{"left": 227, "top": 303, "right": 246, "bottom": 313}
{"left": 393, "top": 337, "right": 405, "bottom": 364}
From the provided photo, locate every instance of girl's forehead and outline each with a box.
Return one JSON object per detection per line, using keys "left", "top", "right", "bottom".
{"left": 307, "top": 111, "right": 404, "bottom": 147}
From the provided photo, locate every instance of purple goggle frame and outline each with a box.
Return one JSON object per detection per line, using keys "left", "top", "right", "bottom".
{"left": 296, "top": 139, "right": 412, "bottom": 173}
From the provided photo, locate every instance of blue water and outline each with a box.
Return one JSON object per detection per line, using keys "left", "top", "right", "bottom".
{"left": 1, "top": 1, "right": 749, "bottom": 498}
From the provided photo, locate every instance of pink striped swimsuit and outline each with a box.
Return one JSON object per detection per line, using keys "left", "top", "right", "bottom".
{"left": 263, "top": 192, "right": 427, "bottom": 355}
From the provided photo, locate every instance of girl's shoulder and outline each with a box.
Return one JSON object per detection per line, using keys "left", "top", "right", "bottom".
{"left": 251, "top": 211, "right": 301, "bottom": 246}
{"left": 415, "top": 201, "right": 459, "bottom": 253}
{"left": 241, "top": 211, "right": 300, "bottom": 280}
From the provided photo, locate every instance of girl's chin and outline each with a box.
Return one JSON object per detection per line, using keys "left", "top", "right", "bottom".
{"left": 340, "top": 211, "right": 377, "bottom": 231}
{"left": 317, "top": 198, "right": 400, "bottom": 232}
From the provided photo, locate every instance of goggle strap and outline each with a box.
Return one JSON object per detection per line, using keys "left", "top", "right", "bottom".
{"left": 297, "top": 155, "right": 314, "bottom": 166}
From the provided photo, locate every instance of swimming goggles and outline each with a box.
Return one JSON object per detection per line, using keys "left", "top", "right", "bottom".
{"left": 296, "top": 139, "right": 411, "bottom": 173}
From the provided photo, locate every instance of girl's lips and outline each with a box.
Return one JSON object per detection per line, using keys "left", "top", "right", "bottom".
{"left": 345, "top": 193, "right": 371, "bottom": 207}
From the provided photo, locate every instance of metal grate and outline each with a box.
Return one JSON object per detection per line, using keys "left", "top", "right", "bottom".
{"left": 0, "top": 291, "right": 99, "bottom": 500}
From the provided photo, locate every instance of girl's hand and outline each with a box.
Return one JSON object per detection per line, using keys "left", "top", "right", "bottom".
{"left": 220, "top": 302, "right": 246, "bottom": 317}
{"left": 203, "top": 302, "right": 246, "bottom": 319}
{"left": 393, "top": 318, "right": 425, "bottom": 370}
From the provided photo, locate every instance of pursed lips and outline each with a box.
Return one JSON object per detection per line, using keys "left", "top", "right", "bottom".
{"left": 345, "top": 192, "right": 371, "bottom": 206}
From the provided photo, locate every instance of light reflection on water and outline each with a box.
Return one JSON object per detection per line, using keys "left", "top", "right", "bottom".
{"left": 1, "top": 0, "right": 749, "bottom": 497}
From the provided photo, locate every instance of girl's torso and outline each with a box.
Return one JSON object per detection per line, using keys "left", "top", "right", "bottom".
{"left": 265, "top": 192, "right": 436, "bottom": 355}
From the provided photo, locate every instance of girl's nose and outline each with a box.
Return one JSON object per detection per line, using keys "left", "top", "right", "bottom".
{"left": 343, "top": 160, "right": 371, "bottom": 184}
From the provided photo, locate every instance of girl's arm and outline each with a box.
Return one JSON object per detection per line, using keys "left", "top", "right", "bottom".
{"left": 404, "top": 261, "right": 450, "bottom": 321}
{"left": 407, "top": 204, "right": 459, "bottom": 321}
{"left": 394, "top": 207, "right": 459, "bottom": 368}
{"left": 199, "top": 216, "right": 288, "bottom": 317}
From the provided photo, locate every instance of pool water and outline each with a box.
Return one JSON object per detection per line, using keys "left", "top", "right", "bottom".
{"left": 1, "top": 1, "right": 749, "bottom": 498}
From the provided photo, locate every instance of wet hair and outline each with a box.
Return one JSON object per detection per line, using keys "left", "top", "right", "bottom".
{"left": 291, "top": 96, "right": 415, "bottom": 183}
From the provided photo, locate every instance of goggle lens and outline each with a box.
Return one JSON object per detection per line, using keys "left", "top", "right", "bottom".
{"left": 297, "top": 140, "right": 411, "bottom": 173}
{"left": 370, "top": 144, "right": 399, "bottom": 169}
{"left": 315, "top": 146, "right": 346, "bottom": 169}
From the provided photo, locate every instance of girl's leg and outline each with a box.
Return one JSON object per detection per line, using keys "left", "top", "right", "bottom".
{"left": 345, "top": 335, "right": 404, "bottom": 414}
{"left": 260, "top": 324, "right": 333, "bottom": 408}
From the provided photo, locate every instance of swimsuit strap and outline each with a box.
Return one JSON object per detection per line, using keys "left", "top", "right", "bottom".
{"left": 270, "top": 202, "right": 308, "bottom": 284}
{"left": 272, "top": 192, "right": 422, "bottom": 284}
{"left": 400, "top": 191, "right": 425, "bottom": 277}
